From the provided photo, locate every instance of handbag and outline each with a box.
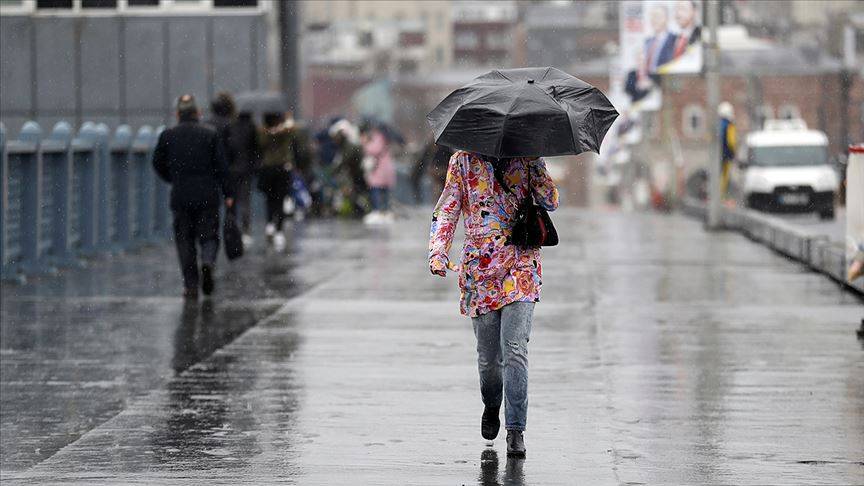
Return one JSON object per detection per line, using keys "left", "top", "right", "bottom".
{"left": 223, "top": 206, "right": 244, "bottom": 260}
{"left": 495, "top": 161, "right": 558, "bottom": 249}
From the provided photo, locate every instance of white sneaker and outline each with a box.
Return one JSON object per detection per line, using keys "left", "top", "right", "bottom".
{"left": 380, "top": 212, "right": 394, "bottom": 224}
{"left": 241, "top": 234, "right": 254, "bottom": 247}
{"left": 363, "top": 211, "right": 381, "bottom": 225}
{"left": 265, "top": 223, "right": 276, "bottom": 237}
{"left": 273, "top": 231, "right": 286, "bottom": 252}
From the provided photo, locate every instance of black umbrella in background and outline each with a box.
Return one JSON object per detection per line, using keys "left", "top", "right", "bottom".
{"left": 426, "top": 67, "right": 618, "bottom": 158}
{"left": 235, "top": 91, "right": 290, "bottom": 118}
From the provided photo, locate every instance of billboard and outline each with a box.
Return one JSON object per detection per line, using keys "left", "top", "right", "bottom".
{"left": 619, "top": 0, "right": 703, "bottom": 110}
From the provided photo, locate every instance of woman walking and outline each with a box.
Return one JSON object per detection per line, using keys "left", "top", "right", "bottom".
{"left": 361, "top": 126, "right": 396, "bottom": 224}
{"left": 257, "top": 112, "right": 293, "bottom": 251}
{"left": 428, "top": 151, "right": 558, "bottom": 456}
{"left": 425, "top": 67, "right": 617, "bottom": 458}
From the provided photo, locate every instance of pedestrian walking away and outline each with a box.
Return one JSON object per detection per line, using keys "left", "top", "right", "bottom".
{"left": 228, "top": 111, "right": 261, "bottom": 243}
{"left": 361, "top": 125, "right": 397, "bottom": 224}
{"left": 719, "top": 101, "right": 737, "bottom": 199}
{"left": 329, "top": 119, "right": 368, "bottom": 218}
{"left": 426, "top": 67, "right": 617, "bottom": 457}
{"left": 257, "top": 112, "right": 294, "bottom": 251}
{"left": 429, "top": 151, "right": 559, "bottom": 456}
{"left": 152, "top": 94, "right": 233, "bottom": 299}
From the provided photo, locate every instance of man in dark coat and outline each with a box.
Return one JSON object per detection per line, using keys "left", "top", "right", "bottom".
{"left": 153, "top": 94, "right": 233, "bottom": 298}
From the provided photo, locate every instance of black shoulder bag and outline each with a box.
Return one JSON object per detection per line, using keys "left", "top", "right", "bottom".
{"left": 494, "top": 161, "right": 558, "bottom": 249}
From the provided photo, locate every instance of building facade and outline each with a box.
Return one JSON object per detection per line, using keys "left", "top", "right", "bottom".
{"left": 0, "top": 0, "right": 288, "bottom": 134}
{"left": 301, "top": 0, "right": 453, "bottom": 71}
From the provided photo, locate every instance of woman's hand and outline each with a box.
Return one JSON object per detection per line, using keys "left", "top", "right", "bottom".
{"left": 430, "top": 259, "right": 447, "bottom": 277}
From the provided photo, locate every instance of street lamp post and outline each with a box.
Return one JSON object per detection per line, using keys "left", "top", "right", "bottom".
{"left": 705, "top": 0, "right": 722, "bottom": 229}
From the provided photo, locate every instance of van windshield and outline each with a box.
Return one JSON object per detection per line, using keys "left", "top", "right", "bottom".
{"left": 749, "top": 145, "right": 828, "bottom": 167}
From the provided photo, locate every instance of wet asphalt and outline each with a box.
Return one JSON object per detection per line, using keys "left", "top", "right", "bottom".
{"left": 1, "top": 209, "right": 862, "bottom": 485}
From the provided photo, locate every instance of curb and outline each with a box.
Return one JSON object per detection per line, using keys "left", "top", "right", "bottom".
{"left": 680, "top": 198, "right": 864, "bottom": 296}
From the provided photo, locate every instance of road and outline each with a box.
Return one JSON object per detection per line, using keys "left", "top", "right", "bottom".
{"left": 775, "top": 207, "right": 846, "bottom": 243}
{"left": 1, "top": 209, "right": 862, "bottom": 485}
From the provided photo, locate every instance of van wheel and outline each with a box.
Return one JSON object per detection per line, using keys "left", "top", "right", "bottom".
{"left": 818, "top": 207, "right": 835, "bottom": 220}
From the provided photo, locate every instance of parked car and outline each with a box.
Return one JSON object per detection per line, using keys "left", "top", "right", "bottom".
{"left": 733, "top": 119, "right": 838, "bottom": 220}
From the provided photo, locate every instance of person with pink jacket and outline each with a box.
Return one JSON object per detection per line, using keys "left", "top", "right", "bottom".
{"left": 361, "top": 127, "right": 397, "bottom": 224}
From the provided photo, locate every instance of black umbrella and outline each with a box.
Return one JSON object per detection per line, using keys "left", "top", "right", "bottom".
{"left": 426, "top": 67, "right": 618, "bottom": 158}
{"left": 235, "top": 91, "right": 290, "bottom": 117}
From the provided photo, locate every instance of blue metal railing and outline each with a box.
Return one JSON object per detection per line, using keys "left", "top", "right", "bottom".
{"left": 0, "top": 121, "right": 172, "bottom": 278}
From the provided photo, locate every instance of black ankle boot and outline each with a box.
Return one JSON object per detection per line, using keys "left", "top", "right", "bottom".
{"left": 201, "top": 265, "right": 214, "bottom": 296}
{"left": 481, "top": 406, "right": 501, "bottom": 440}
{"left": 506, "top": 430, "right": 526, "bottom": 457}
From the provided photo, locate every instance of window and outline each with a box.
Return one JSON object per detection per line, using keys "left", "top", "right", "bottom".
{"left": 36, "top": 0, "right": 72, "bottom": 8}
{"left": 756, "top": 104, "right": 774, "bottom": 128}
{"left": 778, "top": 104, "right": 801, "bottom": 120}
{"left": 485, "top": 31, "right": 510, "bottom": 50}
{"left": 214, "top": 0, "right": 257, "bottom": 6}
{"left": 82, "top": 0, "right": 117, "bottom": 7}
{"left": 127, "top": 0, "right": 159, "bottom": 5}
{"left": 486, "top": 32, "right": 510, "bottom": 49}
{"left": 168, "top": 0, "right": 207, "bottom": 7}
{"left": 682, "top": 103, "right": 706, "bottom": 138}
{"left": 455, "top": 31, "right": 479, "bottom": 50}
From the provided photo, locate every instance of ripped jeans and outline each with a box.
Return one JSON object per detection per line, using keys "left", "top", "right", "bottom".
{"left": 472, "top": 301, "right": 534, "bottom": 431}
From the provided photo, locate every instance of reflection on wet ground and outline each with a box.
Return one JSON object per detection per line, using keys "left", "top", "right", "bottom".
{"left": 2, "top": 210, "right": 863, "bottom": 484}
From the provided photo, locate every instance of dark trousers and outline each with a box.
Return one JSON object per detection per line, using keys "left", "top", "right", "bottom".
{"left": 264, "top": 190, "right": 286, "bottom": 231}
{"left": 172, "top": 205, "right": 220, "bottom": 290}
{"left": 232, "top": 173, "right": 253, "bottom": 233}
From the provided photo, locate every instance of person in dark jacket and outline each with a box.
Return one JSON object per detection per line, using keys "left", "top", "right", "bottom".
{"left": 153, "top": 94, "right": 233, "bottom": 299}
{"left": 206, "top": 92, "right": 235, "bottom": 150}
{"left": 257, "top": 112, "right": 294, "bottom": 250}
{"left": 227, "top": 112, "right": 260, "bottom": 240}
{"left": 328, "top": 119, "right": 367, "bottom": 217}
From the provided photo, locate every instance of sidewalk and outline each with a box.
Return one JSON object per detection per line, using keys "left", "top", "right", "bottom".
{"left": 2, "top": 209, "right": 862, "bottom": 485}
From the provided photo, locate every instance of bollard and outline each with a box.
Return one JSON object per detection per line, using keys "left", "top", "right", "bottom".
{"left": 152, "top": 125, "right": 172, "bottom": 238}
{"left": 38, "top": 122, "right": 74, "bottom": 265}
{"left": 109, "top": 125, "right": 133, "bottom": 248}
{"left": 72, "top": 123, "right": 100, "bottom": 254}
{"left": 93, "top": 123, "right": 111, "bottom": 249}
{"left": 3, "top": 122, "right": 43, "bottom": 274}
{"left": 0, "top": 122, "right": 5, "bottom": 275}
{"left": 131, "top": 126, "right": 155, "bottom": 242}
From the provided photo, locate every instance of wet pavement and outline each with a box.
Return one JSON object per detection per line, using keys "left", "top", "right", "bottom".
{"left": 1, "top": 209, "right": 862, "bottom": 485}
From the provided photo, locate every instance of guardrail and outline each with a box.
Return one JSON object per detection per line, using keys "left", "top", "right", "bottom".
{"left": 1, "top": 121, "right": 171, "bottom": 279}
{"left": 680, "top": 196, "right": 864, "bottom": 296}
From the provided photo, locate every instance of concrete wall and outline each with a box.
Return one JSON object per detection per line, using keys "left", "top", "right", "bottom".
{"left": 0, "top": 12, "right": 271, "bottom": 134}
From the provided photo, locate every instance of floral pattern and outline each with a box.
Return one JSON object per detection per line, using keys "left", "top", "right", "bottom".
{"left": 429, "top": 151, "right": 559, "bottom": 317}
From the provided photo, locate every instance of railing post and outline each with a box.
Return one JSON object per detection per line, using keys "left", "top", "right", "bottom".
{"left": 93, "top": 123, "right": 111, "bottom": 249}
{"left": 109, "top": 125, "right": 133, "bottom": 249}
{"left": 74, "top": 122, "right": 100, "bottom": 254}
{"left": 14, "top": 122, "right": 42, "bottom": 274}
{"left": 131, "top": 126, "right": 155, "bottom": 243}
{"left": 41, "top": 121, "right": 74, "bottom": 266}
{"left": 0, "top": 123, "right": 6, "bottom": 277}
{"left": 152, "top": 125, "right": 171, "bottom": 239}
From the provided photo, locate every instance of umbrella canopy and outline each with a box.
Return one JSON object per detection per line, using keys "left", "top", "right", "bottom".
{"left": 426, "top": 67, "right": 618, "bottom": 158}
{"left": 235, "top": 91, "right": 290, "bottom": 118}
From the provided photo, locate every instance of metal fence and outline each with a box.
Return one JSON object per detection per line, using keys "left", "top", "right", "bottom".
{"left": 0, "top": 121, "right": 170, "bottom": 279}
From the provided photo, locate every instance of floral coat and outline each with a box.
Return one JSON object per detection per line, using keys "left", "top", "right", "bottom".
{"left": 429, "top": 151, "right": 559, "bottom": 317}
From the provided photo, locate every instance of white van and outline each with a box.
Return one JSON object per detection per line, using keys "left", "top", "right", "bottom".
{"left": 735, "top": 119, "right": 838, "bottom": 220}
